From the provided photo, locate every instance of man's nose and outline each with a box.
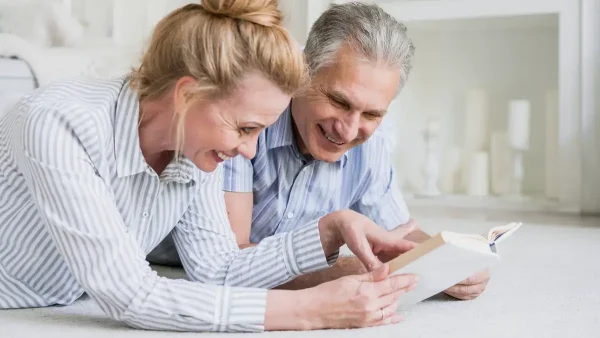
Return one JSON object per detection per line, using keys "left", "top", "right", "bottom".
{"left": 334, "top": 112, "right": 360, "bottom": 143}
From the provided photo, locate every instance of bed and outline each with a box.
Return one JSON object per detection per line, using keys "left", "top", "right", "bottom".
{"left": 0, "top": 37, "right": 140, "bottom": 117}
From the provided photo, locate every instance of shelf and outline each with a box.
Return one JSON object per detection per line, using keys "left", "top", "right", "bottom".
{"left": 404, "top": 14, "right": 558, "bottom": 32}
{"left": 370, "top": 0, "right": 567, "bottom": 22}
{"left": 404, "top": 194, "right": 575, "bottom": 213}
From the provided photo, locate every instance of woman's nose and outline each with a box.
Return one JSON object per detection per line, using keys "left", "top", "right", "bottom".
{"left": 237, "top": 142, "right": 257, "bottom": 160}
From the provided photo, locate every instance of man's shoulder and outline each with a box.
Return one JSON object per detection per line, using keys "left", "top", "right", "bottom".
{"left": 346, "top": 131, "right": 393, "bottom": 162}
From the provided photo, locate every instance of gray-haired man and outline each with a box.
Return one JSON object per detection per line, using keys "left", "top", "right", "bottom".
{"left": 223, "top": 2, "right": 490, "bottom": 299}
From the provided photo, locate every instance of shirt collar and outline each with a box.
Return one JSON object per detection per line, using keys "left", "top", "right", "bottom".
{"left": 114, "top": 79, "right": 147, "bottom": 178}
{"left": 266, "top": 105, "right": 295, "bottom": 150}
{"left": 266, "top": 103, "right": 348, "bottom": 164}
{"left": 113, "top": 79, "right": 196, "bottom": 184}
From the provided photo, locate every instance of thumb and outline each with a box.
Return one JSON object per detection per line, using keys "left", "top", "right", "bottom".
{"left": 354, "top": 237, "right": 383, "bottom": 272}
{"left": 357, "top": 263, "right": 390, "bottom": 282}
{"left": 392, "top": 219, "right": 417, "bottom": 238}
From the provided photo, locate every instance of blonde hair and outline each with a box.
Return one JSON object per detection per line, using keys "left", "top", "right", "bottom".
{"left": 130, "top": 0, "right": 307, "bottom": 155}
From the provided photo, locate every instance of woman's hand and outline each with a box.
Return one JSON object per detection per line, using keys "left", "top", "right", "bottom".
{"left": 318, "top": 210, "right": 417, "bottom": 272}
{"left": 301, "top": 264, "right": 417, "bottom": 330}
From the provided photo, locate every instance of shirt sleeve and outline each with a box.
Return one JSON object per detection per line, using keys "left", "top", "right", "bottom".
{"left": 222, "top": 155, "right": 254, "bottom": 193}
{"left": 172, "top": 165, "right": 338, "bottom": 289}
{"left": 223, "top": 130, "right": 266, "bottom": 193}
{"left": 15, "top": 105, "right": 268, "bottom": 333}
{"left": 350, "top": 135, "right": 411, "bottom": 230}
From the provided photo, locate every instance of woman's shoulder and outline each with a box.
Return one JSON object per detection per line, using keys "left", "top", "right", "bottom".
{"left": 8, "top": 77, "right": 129, "bottom": 162}
{"left": 16, "top": 77, "right": 126, "bottom": 127}
{"left": 27, "top": 77, "right": 125, "bottom": 113}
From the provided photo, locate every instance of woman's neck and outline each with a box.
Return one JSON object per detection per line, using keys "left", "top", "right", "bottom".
{"left": 138, "top": 96, "right": 178, "bottom": 174}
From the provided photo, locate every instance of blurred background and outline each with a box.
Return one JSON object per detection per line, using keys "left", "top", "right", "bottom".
{"left": 1, "top": 0, "right": 598, "bottom": 218}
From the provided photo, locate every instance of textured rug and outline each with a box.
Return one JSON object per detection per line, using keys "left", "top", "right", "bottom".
{"left": 1, "top": 216, "right": 598, "bottom": 338}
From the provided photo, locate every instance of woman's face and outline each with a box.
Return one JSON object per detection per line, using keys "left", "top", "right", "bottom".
{"left": 178, "top": 73, "right": 290, "bottom": 173}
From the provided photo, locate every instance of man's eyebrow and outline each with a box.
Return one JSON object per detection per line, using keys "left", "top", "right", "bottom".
{"left": 365, "top": 108, "right": 387, "bottom": 116}
{"left": 326, "top": 90, "right": 352, "bottom": 109}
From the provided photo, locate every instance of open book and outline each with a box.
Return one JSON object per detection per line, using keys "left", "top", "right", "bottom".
{"left": 390, "top": 222, "right": 522, "bottom": 308}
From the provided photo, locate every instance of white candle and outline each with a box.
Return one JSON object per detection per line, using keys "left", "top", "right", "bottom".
{"left": 545, "top": 90, "right": 559, "bottom": 199}
{"left": 490, "top": 131, "right": 512, "bottom": 195}
{"left": 464, "top": 89, "right": 490, "bottom": 152}
{"left": 440, "top": 147, "right": 462, "bottom": 194}
{"left": 466, "top": 151, "right": 490, "bottom": 196}
{"left": 508, "top": 100, "right": 531, "bottom": 150}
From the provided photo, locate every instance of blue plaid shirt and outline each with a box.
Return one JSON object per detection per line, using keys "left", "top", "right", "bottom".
{"left": 223, "top": 106, "right": 410, "bottom": 243}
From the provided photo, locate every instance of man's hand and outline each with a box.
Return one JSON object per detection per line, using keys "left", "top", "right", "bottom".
{"left": 376, "top": 220, "right": 417, "bottom": 263}
{"left": 444, "top": 269, "right": 490, "bottom": 300}
{"left": 319, "top": 210, "right": 417, "bottom": 272}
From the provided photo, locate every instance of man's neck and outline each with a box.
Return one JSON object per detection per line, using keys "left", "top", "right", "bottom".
{"left": 289, "top": 99, "right": 311, "bottom": 159}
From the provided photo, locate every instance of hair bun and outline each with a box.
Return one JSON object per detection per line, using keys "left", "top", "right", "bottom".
{"left": 201, "top": 0, "right": 282, "bottom": 27}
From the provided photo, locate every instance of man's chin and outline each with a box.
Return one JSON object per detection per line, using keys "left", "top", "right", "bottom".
{"left": 311, "top": 148, "right": 347, "bottom": 163}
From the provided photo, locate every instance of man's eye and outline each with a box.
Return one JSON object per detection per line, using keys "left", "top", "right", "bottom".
{"left": 329, "top": 98, "right": 349, "bottom": 110}
{"left": 240, "top": 127, "right": 255, "bottom": 135}
{"left": 364, "top": 112, "right": 381, "bottom": 120}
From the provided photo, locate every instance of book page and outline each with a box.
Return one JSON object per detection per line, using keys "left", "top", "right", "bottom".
{"left": 392, "top": 242, "right": 499, "bottom": 308}
{"left": 487, "top": 222, "right": 523, "bottom": 244}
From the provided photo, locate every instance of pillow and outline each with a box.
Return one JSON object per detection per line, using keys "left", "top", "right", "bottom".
{"left": 0, "top": 0, "right": 84, "bottom": 48}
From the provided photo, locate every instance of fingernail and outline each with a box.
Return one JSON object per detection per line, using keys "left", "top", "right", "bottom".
{"left": 412, "top": 275, "right": 419, "bottom": 283}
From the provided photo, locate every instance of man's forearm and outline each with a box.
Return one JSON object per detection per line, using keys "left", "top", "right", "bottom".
{"left": 275, "top": 256, "right": 366, "bottom": 290}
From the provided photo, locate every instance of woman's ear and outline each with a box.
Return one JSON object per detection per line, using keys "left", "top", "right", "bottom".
{"left": 172, "top": 76, "right": 198, "bottom": 113}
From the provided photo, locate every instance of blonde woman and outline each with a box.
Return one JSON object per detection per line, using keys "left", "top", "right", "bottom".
{"left": 0, "top": 0, "right": 417, "bottom": 332}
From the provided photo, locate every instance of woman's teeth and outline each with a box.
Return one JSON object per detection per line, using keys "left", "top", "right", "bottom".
{"left": 216, "top": 151, "right": 232, "bottom": 161}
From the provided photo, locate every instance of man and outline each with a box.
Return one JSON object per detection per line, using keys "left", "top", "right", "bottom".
{"left": 223, "top": 2, "right": 489, "bottom": 300}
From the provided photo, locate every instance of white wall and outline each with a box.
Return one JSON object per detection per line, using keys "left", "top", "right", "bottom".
{"left": 580, "top": 0, "right": 600, "bottom": 213}
{"left": 391, "top": 22, "right": 559, "bottom": 196}
{"left": 279, "top": 0, "right": 332, "bottom": 44}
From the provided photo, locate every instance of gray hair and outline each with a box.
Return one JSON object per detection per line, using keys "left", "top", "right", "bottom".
{"left": 304, "top": 2, "right": 415, "bottom": 91}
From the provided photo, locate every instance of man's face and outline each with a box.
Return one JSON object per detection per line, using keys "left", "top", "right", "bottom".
{"left": 291, "top": 45, "right": 401, "bottom": 162}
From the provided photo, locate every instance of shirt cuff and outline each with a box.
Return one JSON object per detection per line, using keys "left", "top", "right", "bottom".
{"left": 281, "top": 221, "right": 338, "bottom": 277}
{"left": 219, "top": 286, "right": 267, "bottom": 333}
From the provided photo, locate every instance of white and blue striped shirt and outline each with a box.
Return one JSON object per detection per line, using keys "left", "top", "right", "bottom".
{"left": 223, "top": 106, "right": 410, "bottom": 243}
{"left": 0, "top": 78, "right": 335, "bottom": 332}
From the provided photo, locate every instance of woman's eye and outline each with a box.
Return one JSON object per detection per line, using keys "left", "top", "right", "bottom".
{"left": 240, "top": 127, "right": 255, "bottom": 135}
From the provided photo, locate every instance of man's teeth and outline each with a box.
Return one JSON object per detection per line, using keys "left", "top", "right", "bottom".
{"left": 325, "top": 133, "right": 344, "bottom": 145}
{"left": 216, "top": 151, "right": 232, "bottom": 161}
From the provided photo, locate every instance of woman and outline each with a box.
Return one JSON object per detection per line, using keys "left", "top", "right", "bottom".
{"left": 0, "top": 0, "right": 417, "bottom": 332}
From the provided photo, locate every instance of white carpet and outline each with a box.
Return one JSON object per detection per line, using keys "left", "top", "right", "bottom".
{"left": 1, "top": 217, "right": 599, "bottom": 337}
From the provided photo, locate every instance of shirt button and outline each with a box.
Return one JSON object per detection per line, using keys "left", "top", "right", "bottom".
{"left": 142, "top": 212, "right": 149, "bottom": 218}
{"left": 287, "top": 212, "right": 294, "bottom": 219}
